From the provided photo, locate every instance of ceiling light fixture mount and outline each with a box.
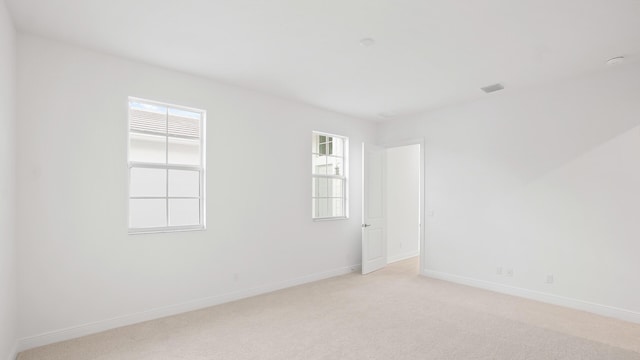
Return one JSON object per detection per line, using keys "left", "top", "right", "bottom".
{"left": 360, "top": 38, "right": 376, "bottom": 47}
{"left": 378, "top": 111, "right": 396, "bottom": 119}
{"left": 606, "top": 56, "right": 625, "bottom": 66}
{"left": 481, "top": 83, "right": 505, "bottom": 94}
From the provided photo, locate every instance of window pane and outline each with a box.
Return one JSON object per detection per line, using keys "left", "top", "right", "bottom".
{"left": 168, "top": 108, "right": 201, "bottom": 138}
{"left": 312, "top": 198, "right": 329, "bottom": 218}
{"left": 168, "top": 137, "right": 200, "bottom": 165}
{"left": 327, "top": 156, "right": 344, "bottom": 176}
{"left": 330, "top": 198, "right": 344, "bottom": 217}
{"left": 130, "top": 167, "right": 166, "bottom": 197}
{"left": 168, "top": 108, "right": 200, "bottom": 118}
{"left": 318, "top": 136, "right": 333, "bottom": 155}
{"left": 329, "top": 137, "right": 343, "bottom": 156}
{"left": 169, "top": 199, "right": 200, "bottom": 226}
{"left": 312, "top": 198, "right": 345, "bottom": 218}
{"left": 312, "top": 177, "right": 328, "bottom": 197}
{"left": 325, "top": 137, "right": 333, "bottom": 155}
{"left": 130, "top": 199, "right": 166, "bottom": 228}
{"left": 130, "top": 101, "right": 167, "bottom": 115}
{"left": 129, "top": 133, "right": 166, "bottom": 163}
{"left": 129, "top": 103, "right": 167, "bottom": 135}
{"left": 328, "top": 178, "right": 344, "bottom": 198}
{"left": 312, "top": 155, "right": 328, "bottom": 175}
{"left": 169, "top": 170, "right": 199, "bottom": 197}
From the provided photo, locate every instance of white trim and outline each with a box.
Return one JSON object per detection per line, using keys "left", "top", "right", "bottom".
{"left": 310, "top": 174, "right": 345, "bottom": 180}
{"left": 128, "top": 96, "right": 205, "bottom": 114}
{"left": 387, "top": 251, "right": 420, "bottom": 264}
{"left": 423, "top": 269, "right": 640, "bottom": 324}
{"left": 312, "top": 216, "right": 349, "bottom": 222}
{"left": 128, "top": 225, "right": 205, "bottom": 235}
{"left": 15, "top": 263, "right": 361, "bottom": 353}
{"left": 129, "top": 162, "right": 201, "bottom": 171}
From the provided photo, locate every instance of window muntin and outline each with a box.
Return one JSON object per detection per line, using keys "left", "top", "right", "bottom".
{"left": 312, "top": 132, "right": 348, "bottom": 219}
{"left": 128, "top": 98, "right": 205, "bottom": 233}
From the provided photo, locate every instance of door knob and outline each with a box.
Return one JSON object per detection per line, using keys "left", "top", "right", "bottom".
{"left": 362, "top": 224, "right": 372, "bottom": 228}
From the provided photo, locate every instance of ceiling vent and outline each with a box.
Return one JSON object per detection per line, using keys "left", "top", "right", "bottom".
{"left": 481, "top": 83, "right": 504, "bottom": 94}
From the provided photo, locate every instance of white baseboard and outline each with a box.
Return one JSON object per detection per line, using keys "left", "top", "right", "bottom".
{"left": 16, "top": 264, "right": 361, "bottom": 353}
{"left": 387, "top": 251, "right": 419, "bottom": 264}
{"left": 423, "top": 269, "right": 640, "bottom": 325}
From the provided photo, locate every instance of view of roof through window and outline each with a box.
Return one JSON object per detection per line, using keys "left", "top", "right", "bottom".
{"left": 129, "top": 101, "right": 202, "bottom": 139}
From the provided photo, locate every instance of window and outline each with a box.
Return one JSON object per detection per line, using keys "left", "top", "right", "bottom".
{"left": 128, "top": 98, "right": 206, "bottom": 233}
{"left": 312, "top": 132, "right": 348, "bottom": 219}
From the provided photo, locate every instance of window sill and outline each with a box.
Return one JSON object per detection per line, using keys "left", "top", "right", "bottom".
{"left": 312, "top": 216, "right": 349, "bottom": 222}
{"left": 128, "top": 226, "right": 205, "bottom": 235}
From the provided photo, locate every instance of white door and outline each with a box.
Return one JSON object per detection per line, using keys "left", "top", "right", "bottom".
{"left": 362, "top": 143, "right": 386, "bottom": 274}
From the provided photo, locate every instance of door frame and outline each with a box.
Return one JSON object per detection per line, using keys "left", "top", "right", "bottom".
{"left": 380, "top": 138, "right": 426, "bottom": 275}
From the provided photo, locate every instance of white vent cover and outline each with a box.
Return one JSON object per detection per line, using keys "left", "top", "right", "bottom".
{"left": 481, "top": 83, "right": 505, "bottom": 94}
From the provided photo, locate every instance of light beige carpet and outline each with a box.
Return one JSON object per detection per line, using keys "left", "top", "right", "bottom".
{"left": 19, "top": 258, "right": 640, "bottom": 359}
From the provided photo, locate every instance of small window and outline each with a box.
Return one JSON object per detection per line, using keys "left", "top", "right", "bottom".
{"left": 312, "top": 132, "right": 348, "bottom": 219}
{"left": 128, "top": 98, "right": 206, "bottom": 233}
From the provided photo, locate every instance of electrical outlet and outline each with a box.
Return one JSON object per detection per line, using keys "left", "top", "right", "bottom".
{"left": 233, "top": 273, "right": 239, "bottom": 282}
{"left": 546, "top": 275, "right": 554, "bottom": 284}
{"left": 496, "top": 267, "right": 503, "bottom": 275}
{"left": 506, "top": 268, "right": 514, "bottom": 277}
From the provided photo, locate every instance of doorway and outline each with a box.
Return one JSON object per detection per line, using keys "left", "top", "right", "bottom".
{"left": 385, "top": 143, "right": 422, "bottom": 271}
{"left": 361, "top": 140, "right": 424, "bottom": 275}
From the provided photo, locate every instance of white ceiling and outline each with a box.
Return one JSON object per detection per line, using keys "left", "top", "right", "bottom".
{"left": 6, "top": 0, "right": 640, "bottom": 121}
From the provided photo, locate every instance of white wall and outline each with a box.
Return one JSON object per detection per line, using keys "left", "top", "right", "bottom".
{"left": 386, "top": 144, "right": 420, "bottom": 263}
{"left": 0, "top": 1, "right": 17, "bottom": 359}
{"left": 378, "top": 63, "right": 640, "bottom": 322}
{"left": 16, "top": 34, "right": 375, "bottom": 349}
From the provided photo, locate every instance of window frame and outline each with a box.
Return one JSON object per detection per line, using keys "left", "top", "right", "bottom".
{"left": 312, "top": 131, "right": 349, "bottom": 221}
{"left": 127, "top": 97, "right": 206, "bottom": 234}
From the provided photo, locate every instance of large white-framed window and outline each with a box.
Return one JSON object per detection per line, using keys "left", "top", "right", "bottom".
{"left": 312, "top": 131, "right": 348, "bottom": 220}
{"left": 128, "top": 97, "right": 206, "bottom": 234}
